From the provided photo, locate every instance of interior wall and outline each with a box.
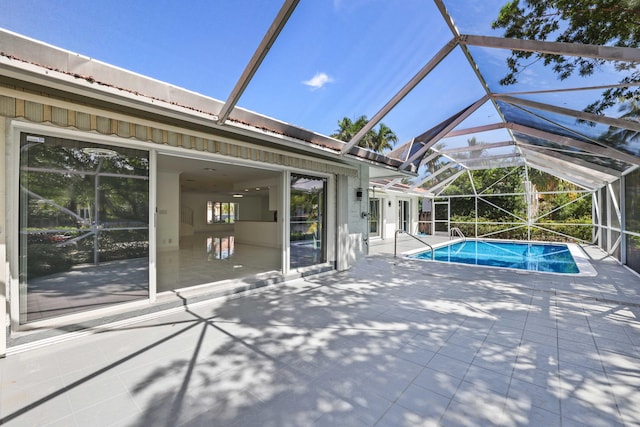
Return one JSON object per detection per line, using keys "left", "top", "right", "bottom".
{"left": 179, "top": 192, "right": 273, "bottom": 232}
{"left": 157, "top": 171, "right": 180, "bottom": 251}
{"left": 239, "top": 195, "right": 272, "bottom": 221}
{"left": 181, "top": 192, "right": 234, "bottom": 233}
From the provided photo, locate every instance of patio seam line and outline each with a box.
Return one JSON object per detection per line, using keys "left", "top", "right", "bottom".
{"left": 584, "top": 303, "right": 626, "bottom": 423}
{"left": 442, "top": 318, "right": 497, "bottom": 424}
{"left": 373, "top": 327, "right": 458, "bottom": 426}
{"left": 385, "top": 256, "right": 640, "bottom": 309}
{"left": 554, "top": 293, "right": 564, "bottom": 423}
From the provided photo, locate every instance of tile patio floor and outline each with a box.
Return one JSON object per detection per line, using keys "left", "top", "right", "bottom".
{"left": 1, "top": 240, "right": 639, "bottom": 426}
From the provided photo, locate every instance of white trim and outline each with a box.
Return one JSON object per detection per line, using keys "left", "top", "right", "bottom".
{"left": 0, "top": 118, "right": 6, "bottom": 356}
{"left": 282, "top": 170, "right": 291, "bottom": 275}
{"left": 8, "top": 121, "right": 154, "bottom": 331}
{"left": 149, "top": 149, "right": 157, "bottom": 302}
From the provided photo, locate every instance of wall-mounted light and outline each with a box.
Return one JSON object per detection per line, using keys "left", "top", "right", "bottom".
{"left": 356, "top": 188, "right": 363, "bottom": 201}
{"left": 388, "top": 201, "right": 392, "bottom": 207}
{"left": 232, "top": 193, "right": 244, "bottom": 198}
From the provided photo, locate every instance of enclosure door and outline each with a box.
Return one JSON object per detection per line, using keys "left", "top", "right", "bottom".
{"left": 369, "top": 198, "right": 381, "bottom": 238}
{"left": 290, "top": 174, "right": 326, "bottom": 269}
{"left": 398, "top": 200, "right": 409, "bottom": 232}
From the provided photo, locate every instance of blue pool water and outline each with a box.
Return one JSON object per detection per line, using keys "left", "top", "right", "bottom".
{"left": 410, "top": 240, "right": 579, "bottom": 273}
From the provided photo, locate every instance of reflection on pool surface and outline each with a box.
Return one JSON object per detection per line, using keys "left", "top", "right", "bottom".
{"left": 410, "top": 240, "right": 580, "bottom": 274}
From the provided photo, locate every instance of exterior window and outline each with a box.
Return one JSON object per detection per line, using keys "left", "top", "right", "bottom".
{"left": 207, "top": 201, "right": 239, "bottom": 224}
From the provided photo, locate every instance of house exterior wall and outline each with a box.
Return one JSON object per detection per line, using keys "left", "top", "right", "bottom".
{"left": 0, "top": 86, "right": 367, "bottom": 356}
{"left": 372, "top": 192, "right": 421, "bottom": 240}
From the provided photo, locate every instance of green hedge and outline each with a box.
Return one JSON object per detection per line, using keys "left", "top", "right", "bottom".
{"left": 450, "top": 216, "right": 593, "bottom": 242}
{"left": 26, "top": 243, "right": 74, "bottom": 279}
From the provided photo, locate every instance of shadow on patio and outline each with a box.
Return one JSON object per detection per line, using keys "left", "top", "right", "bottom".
{"left": 1, "top": 249, "right": 639, "bottom": 426}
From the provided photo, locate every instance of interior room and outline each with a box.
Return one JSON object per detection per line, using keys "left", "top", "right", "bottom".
{"left": 156, "top": 154, "right": 283, "bottom": 293}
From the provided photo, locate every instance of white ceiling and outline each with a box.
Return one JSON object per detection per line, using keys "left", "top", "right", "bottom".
{"left": 157, "top": 154, "right": 280, "bottom": 195}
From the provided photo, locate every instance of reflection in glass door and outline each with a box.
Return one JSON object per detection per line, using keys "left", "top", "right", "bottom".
{"left": 398, "top": 200, "right": 409, "bottom": 232}
{"left": 369, "top": 198, "right": 381, "bottom": 238}
{"left": 290, "top": 174, "right": 326, "bottom": 269}
{"left": 19, "top": 133, "right": 149, "bottom": 323}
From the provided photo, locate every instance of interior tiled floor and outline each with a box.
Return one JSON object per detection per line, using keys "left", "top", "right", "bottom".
{"left": 2, "top": 239, "right": 639, "bottom": 426}
{"left": 157, "top": 233, "right": 281, "bottom": 292}
{"left": 25, "top": 232, "right": 282, "bottom": 322}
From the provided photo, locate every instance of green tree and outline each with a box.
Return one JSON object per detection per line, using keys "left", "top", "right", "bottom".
{"left": 492, "top": 0, "right": 640, "bottom": 114}
{"left": 453, "top": 137, "right": 487, "bottom": 162}
{"left": 332, "top": 115, "right": 398, "bottom": 153}
{"left": 368, "top": 122, "right": 398, "bottom": 153}
{"left": 601, "top": 99, "right": 640, "bottom": 149}
{"left": 333, "top": 115, "right": 368, "bottom": 141}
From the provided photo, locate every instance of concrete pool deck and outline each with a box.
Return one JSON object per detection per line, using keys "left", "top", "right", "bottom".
{"left": 1, "top": 237, "right": 639, "bottom": 426}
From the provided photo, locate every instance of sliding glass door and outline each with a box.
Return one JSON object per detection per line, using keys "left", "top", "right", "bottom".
{"left": 369, "top": 198, "right": 381, "bottom": 238}
{"left": 398, "top": 200, "right": 409, "bottom": 232}
{"left": 19, "top": 133, "right": 149, "bottom": 323}
{"left": 290, "top": 174, "right": 326, "bottom": 269}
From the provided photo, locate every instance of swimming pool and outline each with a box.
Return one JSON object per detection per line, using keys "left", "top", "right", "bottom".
{"left": 409, "top": 240, "right": 584, "bottom": 274}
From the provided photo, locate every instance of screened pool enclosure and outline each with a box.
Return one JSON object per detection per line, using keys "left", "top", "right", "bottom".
{"left": 1, "top": 0, "right": 640, "bottom": 338}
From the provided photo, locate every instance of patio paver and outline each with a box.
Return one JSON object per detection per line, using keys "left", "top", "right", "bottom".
{"left": 1, "top": 243, "right": 639, "bottom": 426}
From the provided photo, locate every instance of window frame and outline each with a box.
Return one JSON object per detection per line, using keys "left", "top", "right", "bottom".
{"left": 207, "top": 201, "right": 239, "bottom": 224}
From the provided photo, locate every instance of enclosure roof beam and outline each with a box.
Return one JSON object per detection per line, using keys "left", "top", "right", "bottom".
{"left": 409, "top": 163, "right": 456, "bottom": 189}
{"left": 217, "top": 0, "right": 299, "bottom": 124}
{"left": 401, "top": 96, "right": 490, "bottom": 169}
{"left": 524, "top": 152, "right": 604, "bottom": 189}
{"left": 341, "top": 37, "right": 459, "bottom": 154}
{"left": 439, "top": 140, "right": 514, "bottom": 155}
{"left": 444, "top": 123, "right": 506, "bottom": 139}
{"left": 466, "top": 159, "right": 524, "bottom": 170}
{"left": 496, "top": 95, "right": 640, "bottom": 134}
{"left": 526, "top": 160, "right": 599, "bottom": 190}
{"left": 524, "top": 149, "right": 614, "bottom": 183}
{"left": 509, "top": 124, "right": 640, "bottom": 166}
{"left": 429, "top": 170, "right": 467, "bottom": 195}
{"left": 459, "top": 34, "right": 640, "bottom": 63}
{"left": 519, "top": 144, "right": 621, "bottom": 179}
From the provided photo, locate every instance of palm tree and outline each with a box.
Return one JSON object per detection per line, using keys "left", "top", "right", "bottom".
{"left": 332, "top": 115, "right": 368, "bottom": 142}
{"left": 601, "top": 99, "right": 640, "bottom": 151}
{"left": 331, "top": 115, "right": 397, "bottom": 153}
{"left": 366, "top": 123, "right": 398, "bottom": 152}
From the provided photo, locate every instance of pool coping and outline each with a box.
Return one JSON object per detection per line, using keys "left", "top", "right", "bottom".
{"left": 403, "top": 238, "right": 598, "bottom": 277}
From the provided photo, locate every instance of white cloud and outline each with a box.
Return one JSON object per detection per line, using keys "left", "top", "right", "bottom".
{"left": 302, "top": 72, "right": 334, "bottom": 90}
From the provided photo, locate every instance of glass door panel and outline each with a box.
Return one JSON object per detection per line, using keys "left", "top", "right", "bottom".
{"left": 290, "top": 174, "right": 326, "bottom": 269}
{"left": 369, "top": 198, "right": 381, "bottom": 237}
{"left": 19, "top": 133, "right": 149, "bottom": 323}
{"left": 398, "top": 200, "right": 409, "bottom": 232}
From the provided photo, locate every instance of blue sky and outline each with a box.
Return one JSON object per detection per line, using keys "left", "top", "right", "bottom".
{"left": 1, "top": 0, "right": 614, "bottom": 147}
{"left": 1, "top": 0, "right": 512, "bottom": 144}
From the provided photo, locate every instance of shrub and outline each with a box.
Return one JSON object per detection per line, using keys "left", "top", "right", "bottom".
{"left": 26, "top": 243, "right": 74, "bottom": 279}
